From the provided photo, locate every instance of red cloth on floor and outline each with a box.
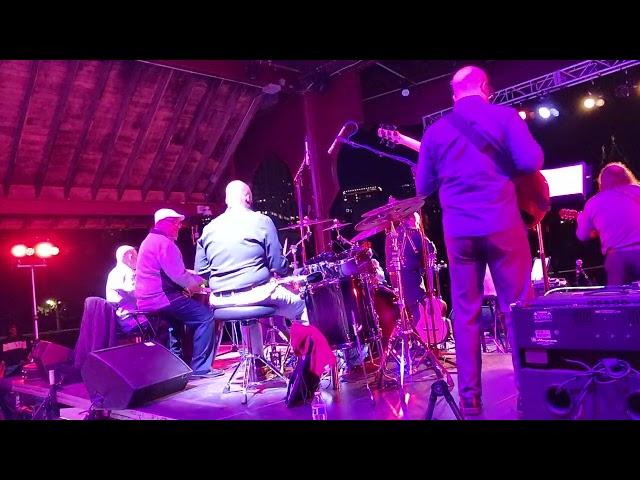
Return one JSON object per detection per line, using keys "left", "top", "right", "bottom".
{"left": 289, "top": 324, "right": 336, "bottom": 377}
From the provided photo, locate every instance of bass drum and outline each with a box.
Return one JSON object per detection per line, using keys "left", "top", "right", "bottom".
{"left": 304, "top": 276, "right": 380, "bottom": 350}
{"left": 372, "top": 284, "right": 399, "bottom": 348}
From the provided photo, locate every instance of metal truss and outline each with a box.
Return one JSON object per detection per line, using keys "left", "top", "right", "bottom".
{"left": 422, "top": 60, "right": 640, "bottom": 129}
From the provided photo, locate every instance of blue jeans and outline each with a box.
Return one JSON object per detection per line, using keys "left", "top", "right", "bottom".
{"left": 157, "top": 296, "right": 215, "bottom": 374}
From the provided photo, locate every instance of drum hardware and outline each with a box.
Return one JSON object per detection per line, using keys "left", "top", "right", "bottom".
{"left": 369, "top": 197, "right": 459, "bottom": 419}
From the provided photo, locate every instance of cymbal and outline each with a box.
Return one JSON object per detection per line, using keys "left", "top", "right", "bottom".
{"left": 356, "top": 199, "right": 424, "bottom": 232}
{"left": 350, "top": 223, "right": 386, "bottom": 242}
{"left": 323, "top": 221, "right": 352, "bottom": 231}
{"left": 279, "top": 218, "right": 333, "bottom": 231}
{"left": 362, "top": 195, "right": 426, "bottom": 218}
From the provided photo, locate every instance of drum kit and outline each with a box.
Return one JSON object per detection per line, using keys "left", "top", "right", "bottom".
{"left": 277, "top": 196, "right": 456, "bottom": 406}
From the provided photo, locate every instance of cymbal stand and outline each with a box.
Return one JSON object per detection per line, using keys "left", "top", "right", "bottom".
{"left": 376, "top": 223, "right": 430, "bottom": 388}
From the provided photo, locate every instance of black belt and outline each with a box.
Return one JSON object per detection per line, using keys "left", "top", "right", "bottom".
{"left": 212, "top": 282, "right": 267, "bottom": 297}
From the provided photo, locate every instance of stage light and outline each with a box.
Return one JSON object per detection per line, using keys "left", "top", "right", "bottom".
{"left": 11, "top": 244, "right": 28, "bottom": 258}
{"left": 596, "top": 98, "right": 605, "bottom": 107}
{"left": 401, "top": 88, "right": 410, "bottom": 97}
{"left": 34, "top": 242, "right": 59, "bottom": 259}
{"left": 518, "top": 110, "right": 527, "bottom": 120}
{"left": 583, "top": 97, "right": 596, "bottom": 109}
{"left": 46, "top": 299, "right": 56, "bottom": 307}
{"left": 538, "top": 107, "right": 551, "bottom": 119}
{"left": 550, "top": 108, "right": 560, "bottom": 117}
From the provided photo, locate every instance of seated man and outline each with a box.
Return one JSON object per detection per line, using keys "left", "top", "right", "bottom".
{"left": 105, "top": 245, "right": 141, "bottom": 332}
{"left": 0, "top": 323, "right": 30, "bottom": 378}
{"left": 136, "top": 208, "right": 221, "bottom": 377}
{"left": 195, "top": 180, "right": 307, "bottom": 372}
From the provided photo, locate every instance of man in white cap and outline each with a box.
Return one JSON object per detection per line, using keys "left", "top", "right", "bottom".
{"left": 195, "top": 181, "right": 306, "bottom": 376}
{"left": 106, "top": 245, "right": 137, "bottom": 316}
{"left": 136, "top": 208, "right": 220, "bottom": 377}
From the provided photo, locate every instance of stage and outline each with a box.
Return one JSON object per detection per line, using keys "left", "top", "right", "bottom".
{"left": 4, "top": 347, "right": 519, "bottom": 420}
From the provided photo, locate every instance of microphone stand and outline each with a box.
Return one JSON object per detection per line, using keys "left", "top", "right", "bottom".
{"left": 293, "top": 138, "right": 310, "bottom": 265}
{"left": 575, "top": 259, "right": 593, "bottom": 286}
{"left": 332, "top": 136, "right": 415, "bottom": 171}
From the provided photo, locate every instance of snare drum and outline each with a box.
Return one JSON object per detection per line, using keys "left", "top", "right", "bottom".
{"left": 334, "top": 246, "right": 376, "bottom": 278}
{"left": 303, "top": 276, "right": 380, "bottom": 350}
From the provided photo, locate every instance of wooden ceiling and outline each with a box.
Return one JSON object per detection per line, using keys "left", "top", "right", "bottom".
{"left": 0, "top": 60, "right": 262, "bottom": 229}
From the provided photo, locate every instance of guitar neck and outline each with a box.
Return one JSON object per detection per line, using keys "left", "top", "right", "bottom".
{"left": 395, "top": 133, "right": 421, "bottom": 153}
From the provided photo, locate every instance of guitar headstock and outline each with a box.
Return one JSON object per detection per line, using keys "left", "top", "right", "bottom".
{"left": 377, "top": 124, "right": 400, "bottom": 148}
{"left": 559, "top": 208, "right": 579, "bottom": 221}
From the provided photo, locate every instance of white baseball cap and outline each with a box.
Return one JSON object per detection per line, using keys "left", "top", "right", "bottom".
{"left": 154, "top": 208, "right": 185, "bottom": 224}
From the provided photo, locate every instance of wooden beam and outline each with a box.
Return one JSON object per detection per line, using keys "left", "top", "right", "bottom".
{"left": 34, "top": 61, "right": 80, "bottom": 197}
{"left": 3, "top": 61, "right": 40, "bottom": 196}
{"left": 206, "top": 93, "right": 263, "bottom": 196}
{"left": 0, "top": 197, "right": 199, "bottom": 217}
{"left": 163, "top": 80, "right": 220, "bottom": 200}
{"left": 90, "top": 62, "right": 143, "bottom": 199}
{"left": 63, "top": 61, "right": 113, "bottom": 199}
{"left": 116, "top": 69, "right": 173, "bottom": 200}
{"left": 141, "top": 77, "right": 195, "bottom": 201}
{"left": 184, "top": 85, "right": 245, "bottom": 200}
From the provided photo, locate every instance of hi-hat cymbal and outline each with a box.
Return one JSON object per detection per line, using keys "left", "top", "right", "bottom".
{"left": 279, "top": 218, "right": 333, "bottom": 231}
{"left": 361, "top": 195, "right": 426, "bottom": 218}
{"left": 350, "top": 223, "right": 386, "bottom": 242}
{"left": 323, "top": 221, "right": 352, "bottom": 231}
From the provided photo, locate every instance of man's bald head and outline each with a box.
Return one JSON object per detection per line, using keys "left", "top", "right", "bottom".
{"left": 451, "top": 66, "right": 491, "bottom": 102}
{"left": 225, "top": 180, "right": 253, "bottom": 209}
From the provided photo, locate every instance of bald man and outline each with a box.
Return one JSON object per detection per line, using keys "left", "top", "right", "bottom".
{"left": 195, "top": 181, "right": 307, "bottom": 376}
{"left": 416, "top": 65, "right": 544, "bottom": 416}
{"left": 577, "top": 162, "right": 640, "bottom": 285}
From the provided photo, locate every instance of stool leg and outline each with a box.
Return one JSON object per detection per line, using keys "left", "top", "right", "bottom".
{"left": 223, "top": 357, "right": 245, "bottom": 394}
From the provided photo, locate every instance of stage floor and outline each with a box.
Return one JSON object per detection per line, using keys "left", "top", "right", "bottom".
{"left": 7, "top": 347, "right": 519, "bottom": 420}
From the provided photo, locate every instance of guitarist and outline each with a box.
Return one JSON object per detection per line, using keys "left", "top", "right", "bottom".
{"left": 576, "top": 162, "right": 640, "bottom": 285}
{"left": 415, "top": 66, "right": 544, "bottom": 416}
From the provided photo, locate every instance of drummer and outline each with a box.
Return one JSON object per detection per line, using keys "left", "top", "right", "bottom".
{"left": 195, "top": 181, "right": 308, "bottom": 377}
{"left": 384, "top": 196, "right": 428, "bottom": 325}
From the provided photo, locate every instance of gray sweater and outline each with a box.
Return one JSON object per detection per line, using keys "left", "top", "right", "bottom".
{"left": 135, "top": 229, "right": 203, "bottom": 311}
{"left": 195, "top": 207, "right": 289, "bottom": 293}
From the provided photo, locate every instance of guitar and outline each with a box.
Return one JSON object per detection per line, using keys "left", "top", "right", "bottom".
{"left": 378, "top": 126, "right": 551, "bottom": 228}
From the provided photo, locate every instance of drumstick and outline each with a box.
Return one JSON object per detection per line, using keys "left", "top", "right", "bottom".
{"left": 283, "top": 237, "right": 288, "bottom": 256}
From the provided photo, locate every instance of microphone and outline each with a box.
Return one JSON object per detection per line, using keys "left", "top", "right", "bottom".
{"left": 327, "top": 121, "right": 357, "bottom": 155}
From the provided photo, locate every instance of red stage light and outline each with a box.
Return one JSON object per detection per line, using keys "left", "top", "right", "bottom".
{"left": 11, "top": 244, "right": 28, "bottom": 258}
{"left": 35, "top": 242, "right": 59, "bottom": 258}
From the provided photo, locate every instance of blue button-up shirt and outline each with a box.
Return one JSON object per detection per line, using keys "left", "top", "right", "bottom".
{"left": 194, "top": 207, "right": 289, "bottom": 293}
{"left": 416, "top": 96, "right": 544, "bottom": 237}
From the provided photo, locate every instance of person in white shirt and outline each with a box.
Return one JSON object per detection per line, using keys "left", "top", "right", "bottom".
{"left": 106, "top": 245, "right": 137, "bottom": 318}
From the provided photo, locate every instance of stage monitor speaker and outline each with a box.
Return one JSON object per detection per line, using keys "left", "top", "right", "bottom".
{"left": 32, "top": 340, "right": 73, "bottom": 375}
{"left": 81, "top": 341, "right": 192, "bottom": 410}
{"left": 512, "top": 289, "right": 640, "bottom": 419}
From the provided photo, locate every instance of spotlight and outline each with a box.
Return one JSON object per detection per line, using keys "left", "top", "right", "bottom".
{"left": 518, "top": 110, "right": 527, "bottom": 120}
{"left": 583, "top": 97, "right": 596, "bottom": 109}
{"left": 34, "top": 242, "right": 59, "bottom": 259}
{"left": 401, "top": 88, "right": 410, "bottom": 97}
{"left": 596, "top": 98, "right": 605, "bottom": 107}
{"left": 11, "top": 244, "right": 28, "bottom": 258}
{"left": 550, "top": 108, "right": 560, "bottom": 117}
{"left": 538, "top": 107, "right": 551, "bottom": 119}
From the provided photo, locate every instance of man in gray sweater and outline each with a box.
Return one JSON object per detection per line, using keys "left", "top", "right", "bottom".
{"left": 136, "top": 208, "right": 220, "bottom": 377}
